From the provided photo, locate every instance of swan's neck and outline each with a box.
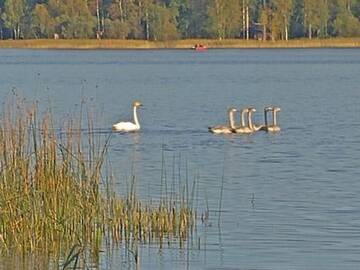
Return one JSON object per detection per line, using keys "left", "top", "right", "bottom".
{"left": 264, "top": 110, "right": 268, "bottom": 126}
{"left": 133, "top": 106, "right": 140, "bottom": 128}
{"left": 240, "top": 109, "right": 246, "bottom": 127}
{"left": 273, "top": 110, "right": 278, "bottom": 126}
{"left": 248, "top": 110, "right": 254, "bottom": 129}
{"left": 228, "top": 111, "right": 236, "bottom": 129}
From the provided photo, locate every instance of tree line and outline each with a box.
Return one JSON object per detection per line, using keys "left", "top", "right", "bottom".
{"left": 0, "top": 0, "right": 359, "bottom": 40}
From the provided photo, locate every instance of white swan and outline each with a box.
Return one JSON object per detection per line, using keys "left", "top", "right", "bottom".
{"left": 261, "top": 106, "right": 281, "bottom": 132}
{"left": 112, "top": 101, "right": 143, "bottom": 132}
{"left": 209, "top": 107, "right": 237, "bottom": 134}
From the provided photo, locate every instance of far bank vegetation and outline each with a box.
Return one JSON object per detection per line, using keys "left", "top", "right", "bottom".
{"left": 0, "top": 0, "right": 359, "bottom": 42}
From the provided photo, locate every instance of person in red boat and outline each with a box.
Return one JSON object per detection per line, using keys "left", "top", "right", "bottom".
{"left": 193, "top": 44, "right": 207, "bottom": 50}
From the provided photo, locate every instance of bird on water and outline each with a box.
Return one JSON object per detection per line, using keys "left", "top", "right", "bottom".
{"left": 261, "top": 106, "right": 281, "bottom": 132}
{"left": 209, "top": 107, "right": 237, "bottom": 134}
{"left": 112, "top": 101, "right": 143, "bottom": 132}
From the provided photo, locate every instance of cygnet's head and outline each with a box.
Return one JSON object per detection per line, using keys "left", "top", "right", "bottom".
{"left": 247, "top": 107, "right": 256, "bottom": 113}
{"left": 228, "top": 107, "right": 237, "bottom": 113}
{"left": 273, "top": 106, "right": 281, "bottom": 112}
{"left": 133, "top": 101, "right": 143, "bottom": 107}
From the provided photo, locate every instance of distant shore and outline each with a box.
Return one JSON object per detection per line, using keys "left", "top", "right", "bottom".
{"left": 0, "top": 38, "right": 359, "bottom": 49}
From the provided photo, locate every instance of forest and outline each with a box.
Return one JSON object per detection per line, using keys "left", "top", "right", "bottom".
{"left": 0, "top": 0, "right": 359, "bottom": 41}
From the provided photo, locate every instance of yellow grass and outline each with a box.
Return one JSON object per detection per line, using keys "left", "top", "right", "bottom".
{"left": 0, "top": 38, "right": 359, "bottom": 49}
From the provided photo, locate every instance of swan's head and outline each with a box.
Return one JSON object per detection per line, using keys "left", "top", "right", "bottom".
{"left": 264, "top": 106, "right": 273, "bottom": 112}
{"left": 240, "top": 107, "right": 252, "bottom": 113}
{"left": 240, "top": 108, "right": 248, "bottom": 114}
{"left": 133, "top": 101, "right": 143, "bottom": 107}
{"left": 273, "top": 107, "right": 281, "bottom": 112}
{"left": 248, "top": 107, "right": 256, "bottom": 113}
{"left": 228, "top": 107, "right": 237, "bottom": 113}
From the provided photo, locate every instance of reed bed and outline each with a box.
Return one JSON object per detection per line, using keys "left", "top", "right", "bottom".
{"left": 0, "top": 38, "right": 359, "bottom": 49}
{"left": 0, "top": 98, "right": 196, "bottom": 268}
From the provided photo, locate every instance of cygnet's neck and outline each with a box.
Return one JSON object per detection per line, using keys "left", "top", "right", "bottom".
{"left": 228, "top": 110, "right": 236, "bottom": 129}
{"left": 264, "top": 109, "right": 268, "bottom": 126}
{"left": 273, "top": 110, "right": 278, "bottom": 126}
{"left": 248, "top": 110, "right": 254, "bottom": 129}
{"left": 241, "top": 109, "right": 247, "bottom": 127}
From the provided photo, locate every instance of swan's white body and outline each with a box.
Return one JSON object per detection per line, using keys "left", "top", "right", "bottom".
{"left": 209, "top": 108, "right": 237, "bottom": 134}
{"left": 112, "top": 101, "right": 142, "bottom": 132}
{"left": 261, "top": 106, "right": 281, "bottom": 132}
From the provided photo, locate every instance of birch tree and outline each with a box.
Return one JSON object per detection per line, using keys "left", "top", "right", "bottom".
{"left": 273, "top": 0, "right": 293, "bottom": 40}
{"left": 2, "top": 0, "right": 25, "bottom": 39}
{"left": 304, "top": 0, "right": 328, "bottom": 38}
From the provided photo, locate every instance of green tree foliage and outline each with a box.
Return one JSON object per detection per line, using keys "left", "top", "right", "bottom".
{"left": 290, "top": 0, "right": 305, "bottom": 38}
{"left": 273, "top": 0, "right": 293, "bottom": 40}
{"left": 31, "top": 4, "right": 55, "bottom": 38}
{"left": 304, "top": 0, "right": 329, "bottom": 38}
{"left": 257, "top": 0, "right": 293, "bottom": 40}
{"left": 105, "top": 0, "right": 137, "bottom": 38}
{"left": 259, "top": 3, "right": 271, "bottom": 40}
{"left": 353, "top": 0, "right": 360, "bottom": 18}
{"left": 332, "top": 0, "right": 360, "bottom": 36}
{"left": 2, "top": 0, "right": 25, "bottom": 39}
{"left": 0, "top": 0, "right": 359, "bottom": 40}
{"left": 207, "top": 0, "right": 242, "bottom": 39}
{"left": 148, "top": 2, "right": 179, "bottom": 40}
{"left": 47, "top": 0, "right": 95, "bottom": 38}
{"left": 207, "top": 0, "right": 226, "bottom": 39}
{"left": 170, "top": 0, "right": 191, "bottom": 37}
{"left": 187, "top": 0, "right": 208, "bottom": 37}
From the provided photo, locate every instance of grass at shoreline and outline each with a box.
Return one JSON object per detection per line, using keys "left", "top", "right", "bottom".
{"left": 0, "top": 38, "right": 359, "bottom": 49}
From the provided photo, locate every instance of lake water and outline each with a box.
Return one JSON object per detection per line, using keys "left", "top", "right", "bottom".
{"left": 0, "top": 48, "right": 360, "bottom": 269}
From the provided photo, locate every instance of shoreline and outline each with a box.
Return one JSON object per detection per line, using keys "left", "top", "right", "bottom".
{"left": 0, "top": 38, "right": 359, "bottom": 49}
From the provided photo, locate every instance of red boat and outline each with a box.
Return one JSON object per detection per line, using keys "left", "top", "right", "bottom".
{"left": 192, "top": 44, "right": 207, "bottom": 51}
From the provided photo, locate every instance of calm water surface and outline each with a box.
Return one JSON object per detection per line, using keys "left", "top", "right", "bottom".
{"left": 0, "top": 48, "right": 360, "bottom": 269}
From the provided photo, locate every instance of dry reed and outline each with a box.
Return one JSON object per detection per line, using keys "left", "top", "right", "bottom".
{"left": 0, "top": 38, "right": 359, "bottom": 49}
